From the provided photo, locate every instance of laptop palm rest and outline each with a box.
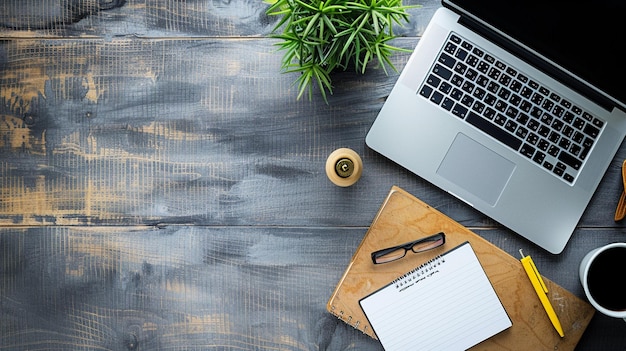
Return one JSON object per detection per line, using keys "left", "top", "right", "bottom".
{"left": 437, "top": 133, "right": 516, "bottom": 206}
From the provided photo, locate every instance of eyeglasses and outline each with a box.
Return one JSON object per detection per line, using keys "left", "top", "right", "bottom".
{"left": 371, "top": 232, "right": 446, "bottom": 264}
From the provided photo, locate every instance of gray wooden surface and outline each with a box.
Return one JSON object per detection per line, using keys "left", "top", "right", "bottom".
{"left": 1, "top": 0, "right": 625, "bottom": 350}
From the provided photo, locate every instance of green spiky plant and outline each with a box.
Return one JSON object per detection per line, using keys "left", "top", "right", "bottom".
{"left": 265, "top": 0, "right": 418, "bottom": 102}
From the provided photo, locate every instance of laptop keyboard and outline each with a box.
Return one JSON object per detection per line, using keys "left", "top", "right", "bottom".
{"left": 418, "top": 32, "right": 605, "bottom": 184}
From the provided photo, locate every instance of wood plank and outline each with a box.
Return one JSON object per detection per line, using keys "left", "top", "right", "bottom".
{"left": 2, "top": 37, "right": 625, "bottom": 232}
{"left": 0, "top": 37, "right": 437, "bottom": 227}
{"left": 1, "top": 226, "right": 624, "bottom": 350}
{"left": 0, "top": 0, "right": 436, "bottom": 38}
{"left": 0, "top": 226, "right": 377, "bottom": 349}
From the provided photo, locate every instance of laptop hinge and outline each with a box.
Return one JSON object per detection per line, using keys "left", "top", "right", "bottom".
{"left": 456, "top": 14, "right": 615, "bottom": 112}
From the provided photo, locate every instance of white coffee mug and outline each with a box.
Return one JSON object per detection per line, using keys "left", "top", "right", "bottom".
{"left": 579, "top": 242, "right": 626, "bottom": 321}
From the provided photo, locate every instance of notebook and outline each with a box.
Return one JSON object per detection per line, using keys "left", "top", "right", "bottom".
{"left": 359, "top": 241, "right": 512, "bottom": 351}
{"left": 365, "top": 0, "right": 626, "bottom": 254}
{"left": 327, "top": 186, "right": 595, "bottom": 350}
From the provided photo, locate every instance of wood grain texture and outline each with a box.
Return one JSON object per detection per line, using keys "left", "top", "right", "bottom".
{"left": 0, "top": 36, "right": 482, "bottom": 227}
{"left": 0, "top": 0, "right": 433, "bottom": 38}
{"left": 1, "top": 37, "right": 625, "bottom": 228}
{"left": 0, "top": 226, "right": 375, "bottom": 350}
{"left": 1, "top": 0, "right": 626, "bottom": 350}
{"left": 2, "top": 226, "right": 625, "bottom": 350}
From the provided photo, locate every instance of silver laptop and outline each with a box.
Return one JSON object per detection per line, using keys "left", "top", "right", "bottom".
{"left": 366, "top": 0, "right": 626, "bottom": 254}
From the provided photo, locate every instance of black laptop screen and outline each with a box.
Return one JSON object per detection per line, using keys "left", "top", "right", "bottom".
{"left": 444, "top": 0, "right": 626, "bottom": 107}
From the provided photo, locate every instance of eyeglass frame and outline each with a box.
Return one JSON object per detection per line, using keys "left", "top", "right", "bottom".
{"left": 371, "top": 232, "right": 446, "bottom": 264}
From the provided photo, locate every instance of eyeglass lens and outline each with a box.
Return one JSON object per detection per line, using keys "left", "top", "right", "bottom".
{"left": 411, "top": 237, "right": 445, "bottom": 253}
{"left": 373, "top": 234, "right": 444, "bottom": 264}
{"left": 375, "top": 248, "right": 408, "bottom": 263}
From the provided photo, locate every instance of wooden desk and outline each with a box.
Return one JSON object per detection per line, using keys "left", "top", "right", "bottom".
{"left": 1, "top": 1, "right": 624, "bottom": 349}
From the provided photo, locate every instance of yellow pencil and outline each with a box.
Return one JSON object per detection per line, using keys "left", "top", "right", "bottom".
{"left": 519, "top": 249, "right": 565, "bottom": 337}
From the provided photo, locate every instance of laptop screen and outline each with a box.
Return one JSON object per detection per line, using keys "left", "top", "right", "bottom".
{"left": 444, "top": 0, "right": 626, "bottom": 107}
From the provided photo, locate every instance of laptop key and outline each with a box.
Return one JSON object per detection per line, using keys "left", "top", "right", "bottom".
{"left": 520, "top": 86, "right": 533, "bottom": 98}
{"left": 466, "top": 55, "right": 480, "bottom": 67}
{"left": 592, "top": 118, "right": 604, "bottom": 128}
{"left": 573, "top": 117, "right": 585, "bottom": 130}
{"left": 465, "top": 68, "right": 478, "bottom": 81}
{"left": 583, "top": 124, "right": 600, "bottom": 138}
{"left": 439, "top": 81, "right": 453, "bottom": 94}
{"left": 504, "top": 119, "right": 518, "bottom": 133}
{"left": 473, "top": 87, "right": 486, "bottom": 99}
{"left": 461, "top": 95, "right": 474, "bottom": 107}
{"left": 572, "top": 131, "right": 585, "bottom": 143}
{"left": 419, "top": 85, "right": 434, "bottom": 98}
{"left": 510, "top": 80, "right": 523, "bottom": 93}
{"left": 506, "top": 67, "right": 518, "bottom": 77}
{"left": 452, "top": 103, "right": 469, "bottom": 118}
{"left": 516, "top": 112, "right": 529, "bottom": 125}
{"left": 466, "top": 112, "right": 523, "bottom": 150}
{"left": 477, "top": 62, "right": 490, "bottom": 74}
{"left": 558, "top": 151, "right": 582, "bottom": 170}
{"left": 553, "top": 166, "right": 564, "bottom": 177}
{"left": 516, "top": 126, "right": 529, "bottom": 139}
{"left": 472, "top": 101, "right": 486, "bottom": 114}
{"left": 484, "top": 107, "right": 496, "bottom": 120}
{"left": 444, "top": 42, "right": 457, "bottom": 54}
{"left": 441, "top": 97, "right": 455, "bottom": 111}
{"left": 580, "top": 145, "right": 591, "bottom": 160}
{"left": 517, "top": 74, "right": 528, "bottom": 83}
{"left": 488, "top": 67, "right": 501, "bottom": 80}
{"left": 461, "top": 81, "right": 475, "bottom": 93}
{"left": 520, "top": 143, "right": 535, "bottom": 158}
{"left": 438, "top": 52, "right": 456, "bottom": 68}
{"left": 454, "top": 62, "right": 468, "bottom": 75}
{"left": 455, "top": 48, "right": 468, "bottom": 60}
{"left": 451, "top": 74, "right": 464, "bottom": 87}
{"left": 572, "top": 105, "right": 583, "bottom": 115}
{"left": 431, "top": 91, "right": 444, "bottom": 104}
{"left": 495, "top": 113, "right": 507, "bottom": 126}
{"left": 484, "top": 93, "right": 497, "bottom": 106}
{"left": 426, "top": 74, "right": 441, "bottom": 88}
{"left": 560, "top": 99, "right": 572, "bottom": 109}
{"left": 548, "top": 145, "right": 559, "bottom": 157}
{"left": 543, "top": 161, "right": 554, "bottom": 171}
{"left": 450, "top": 88, "right": 463, "bottom": 101}
{"left": 527, "top": 132, "right": 539, "bottom": 145}
{"left": 527, "top": 119, "right": 540, "bottom": 131}
{"left": 433, "top": 64, "right": 453, "bottom": 80}
{"left": 533, "top": 151, "right": 546, "bottom": 164}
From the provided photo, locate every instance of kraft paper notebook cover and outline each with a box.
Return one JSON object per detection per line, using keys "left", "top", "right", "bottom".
{"left": 326, "top": 186, "right": 595, "bottom": 350}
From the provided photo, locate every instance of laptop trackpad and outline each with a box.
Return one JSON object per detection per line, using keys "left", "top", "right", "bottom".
{"left": 437, "top": 133, "right": 515, "bottom": 206}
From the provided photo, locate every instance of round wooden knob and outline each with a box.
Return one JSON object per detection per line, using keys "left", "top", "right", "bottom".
{"left": 325, "top": 148, "right": 363, "bottom": 187}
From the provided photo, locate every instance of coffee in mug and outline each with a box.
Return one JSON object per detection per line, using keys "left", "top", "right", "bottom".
{"left": 579, "top": 243, "right": 626, "bottom": 320}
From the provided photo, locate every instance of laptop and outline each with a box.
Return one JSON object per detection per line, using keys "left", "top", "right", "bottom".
{"left": 366, "top": 0, "right": 626, "bottom": 254}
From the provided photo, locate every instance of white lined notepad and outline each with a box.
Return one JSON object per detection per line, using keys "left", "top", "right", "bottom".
{"left": 359, "top": 242, "right": 511, "bottom": 351}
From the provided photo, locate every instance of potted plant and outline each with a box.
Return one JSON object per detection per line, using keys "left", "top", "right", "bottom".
{"left": 265, "top": 0, "right": 417, "bottom": 102}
